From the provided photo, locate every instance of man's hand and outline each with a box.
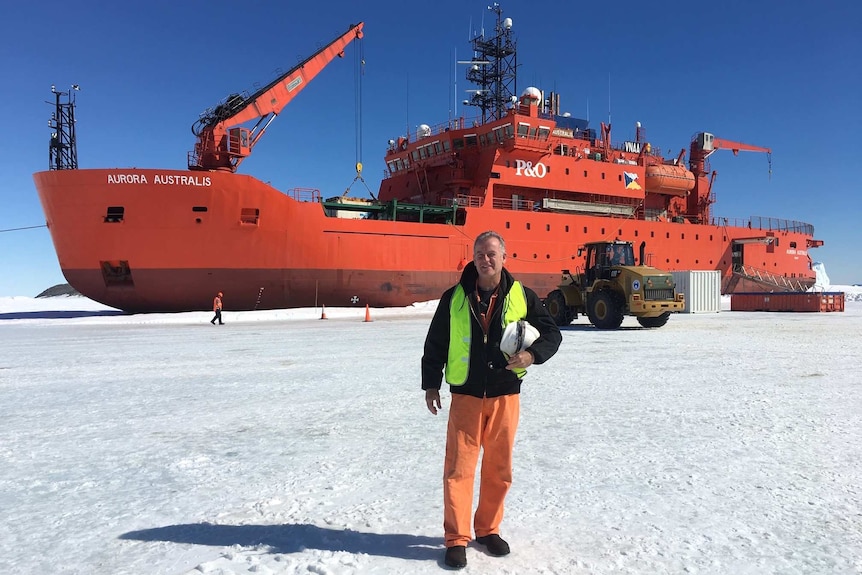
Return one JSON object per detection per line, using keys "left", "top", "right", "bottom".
{"left": 425, "top": 389, "right": 442, "bottom": 415}
{"left": 506, "top": 350, "right": 534, "bottom": 370}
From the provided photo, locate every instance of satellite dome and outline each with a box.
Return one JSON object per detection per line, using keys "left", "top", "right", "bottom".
{"left": 521, "top": 86, "right": 541, "bottom": 102}
{"left": 416, "top": 124, "right": 431, "bottom": 138}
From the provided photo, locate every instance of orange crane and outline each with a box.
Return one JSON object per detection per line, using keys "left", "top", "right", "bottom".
{"left": 189, "top": 22, "right": 364, "bottom": 172}
{"left": 689, "top": 132, "right": 771, "bottom": 174}
{"left": 685, "top": 132, "right": 772, "bottom": 222}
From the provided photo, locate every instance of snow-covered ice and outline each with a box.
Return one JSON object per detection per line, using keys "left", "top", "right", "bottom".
{"left": 1, "top": 289, "right": 860, "bottom": 574}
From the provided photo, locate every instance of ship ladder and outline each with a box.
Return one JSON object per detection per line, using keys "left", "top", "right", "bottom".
{"left": 731, "top": 264, "right": 808, "bottom": 293}
{"left": 415, "top": 167, "right": 431, "bottom": 202}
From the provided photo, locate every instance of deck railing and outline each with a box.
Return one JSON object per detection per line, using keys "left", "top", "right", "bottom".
{"left": 286, "top": 188, "right": 322, "bottom": 202}
{"left": 711, "top": 216, "right": 815, "bottom": 235}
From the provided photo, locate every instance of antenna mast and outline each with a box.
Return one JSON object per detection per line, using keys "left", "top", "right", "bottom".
{"left": 461, "top": 3, "right": 517, "bottom": 123}
{"left": 48, "top": 84, "right": 80, "bottom": 170}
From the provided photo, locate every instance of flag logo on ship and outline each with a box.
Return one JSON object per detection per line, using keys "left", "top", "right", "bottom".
{"left": 624, "top": 172, "right": 642, "bottom": 190}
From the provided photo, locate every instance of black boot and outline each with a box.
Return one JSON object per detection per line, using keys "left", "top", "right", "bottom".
{"left": 444, "top": 545, "right": 467, "bottom": 569}
{"left": 476, "top": 534, "right": 510, "bottom": 556}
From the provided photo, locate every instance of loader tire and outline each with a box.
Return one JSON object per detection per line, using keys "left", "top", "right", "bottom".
{"left": 545, "top": 290, "right": 573, "bottom": 326}
{"left": 587, "top": 289, "right": 624, "bottom": 329}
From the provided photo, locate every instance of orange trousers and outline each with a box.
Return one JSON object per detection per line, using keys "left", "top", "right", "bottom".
{"left": 443, "top": 393, "right": 520, "bottom": 547}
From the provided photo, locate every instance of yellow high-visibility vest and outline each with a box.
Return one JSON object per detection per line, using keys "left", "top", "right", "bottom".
{"left": 446, "top": 281, "right": 527, "bottom": 384}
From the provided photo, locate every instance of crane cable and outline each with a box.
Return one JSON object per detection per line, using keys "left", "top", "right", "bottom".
{"left": 344, "top": 37, "right": 375, "bottom": 199}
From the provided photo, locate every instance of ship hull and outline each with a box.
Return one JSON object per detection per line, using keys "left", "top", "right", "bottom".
{"left": 34, "top": 168, "right": 817, "bottom": 313}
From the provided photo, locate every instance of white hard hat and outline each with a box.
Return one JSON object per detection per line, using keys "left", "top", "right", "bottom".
{"left": 500, "top": 320, "right": 540, "bottom": 356}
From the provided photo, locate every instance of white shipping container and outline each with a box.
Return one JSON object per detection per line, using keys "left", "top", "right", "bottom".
{"left": 671, "top": 270, "right": 722, "bottom": 313}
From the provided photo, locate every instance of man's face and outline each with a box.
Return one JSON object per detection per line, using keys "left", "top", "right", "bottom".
{"left": 473, "top": 237, "right": 506, "bottom": 283}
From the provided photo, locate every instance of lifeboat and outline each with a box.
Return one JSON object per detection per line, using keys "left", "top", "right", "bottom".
{"left": 645, "top": 165, "right": 695, "bottom": 196}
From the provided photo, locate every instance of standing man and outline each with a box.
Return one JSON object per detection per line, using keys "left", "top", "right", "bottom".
{"left": 422, "top": 230, "right": 561, "bottom": 569}
{"left": 211, "top": 291, "right": 224, "bottom": 325}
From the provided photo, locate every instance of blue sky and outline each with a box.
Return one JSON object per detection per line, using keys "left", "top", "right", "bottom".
{"left": 1, "top": 0, "right": 860, "bottom": 296}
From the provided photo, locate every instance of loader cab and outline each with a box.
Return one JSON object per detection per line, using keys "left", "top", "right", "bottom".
{"left": 583, "top": 241, "right": 634, "bottom": 282}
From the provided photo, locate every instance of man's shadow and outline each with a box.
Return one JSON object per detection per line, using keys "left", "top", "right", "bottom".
{"left": 120, "top": 522, "right": 442, "bottom": 562}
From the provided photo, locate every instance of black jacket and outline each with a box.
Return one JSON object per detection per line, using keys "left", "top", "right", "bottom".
{"left": 421, "top": 262, "right": 562, "bottom": 398}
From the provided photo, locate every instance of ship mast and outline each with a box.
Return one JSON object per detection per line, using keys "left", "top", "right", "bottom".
{"left": 48, "top": 84, "right": 79, "bottom": 170}
{"left": 463, "top": 3, "right": 517, "bottom": 123}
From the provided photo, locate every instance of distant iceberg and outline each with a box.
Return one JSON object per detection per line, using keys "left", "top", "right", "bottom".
{"left": 811, "top": 261, "right": 831, "bottom": 290}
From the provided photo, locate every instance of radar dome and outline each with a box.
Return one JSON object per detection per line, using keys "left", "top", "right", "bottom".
{"left": 416, "top": 124, "right": 431, "bottom": 139}
{"left": 521, "top": 86, "right": 541, "bottom": 102}
{"left": 503, "top": 18, "right": 513, "bottom": 29}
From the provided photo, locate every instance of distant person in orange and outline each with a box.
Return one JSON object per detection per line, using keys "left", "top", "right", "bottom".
{"left": 211, "top": 292, "right": 224, "bottom": 325}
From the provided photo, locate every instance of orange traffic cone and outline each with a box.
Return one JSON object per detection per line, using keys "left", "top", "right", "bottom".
{"left": 364, "top": 304, "right": 372, "bottom": 322}
{"left": 320, "top": 305, "right": 328, "bottom": 320}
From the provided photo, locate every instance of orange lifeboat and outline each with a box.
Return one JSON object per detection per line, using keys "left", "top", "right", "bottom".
{"left": 645, "top": 165, "right": 695, "bottom": 196}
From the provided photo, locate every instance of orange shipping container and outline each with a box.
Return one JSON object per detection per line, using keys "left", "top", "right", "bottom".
{"left": 730, "top": 292, "right": 845, "bottom": 312}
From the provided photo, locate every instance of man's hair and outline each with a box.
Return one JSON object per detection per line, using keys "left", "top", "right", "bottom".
{"left": 474, "top": 230, "right": 506, "bottom": 256}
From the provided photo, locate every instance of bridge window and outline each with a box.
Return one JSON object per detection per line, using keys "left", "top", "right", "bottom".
{"left": 538, "top": 126, "right": 550, "bottom": 140}
{"left": 503, "top": 124, "right": 514, "bottom": 138}
{"left": 465, "top": 134, "right": 477, "bottom": 146}
{"left": 517, "top": 123, "right": 529, "bottom": 137}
